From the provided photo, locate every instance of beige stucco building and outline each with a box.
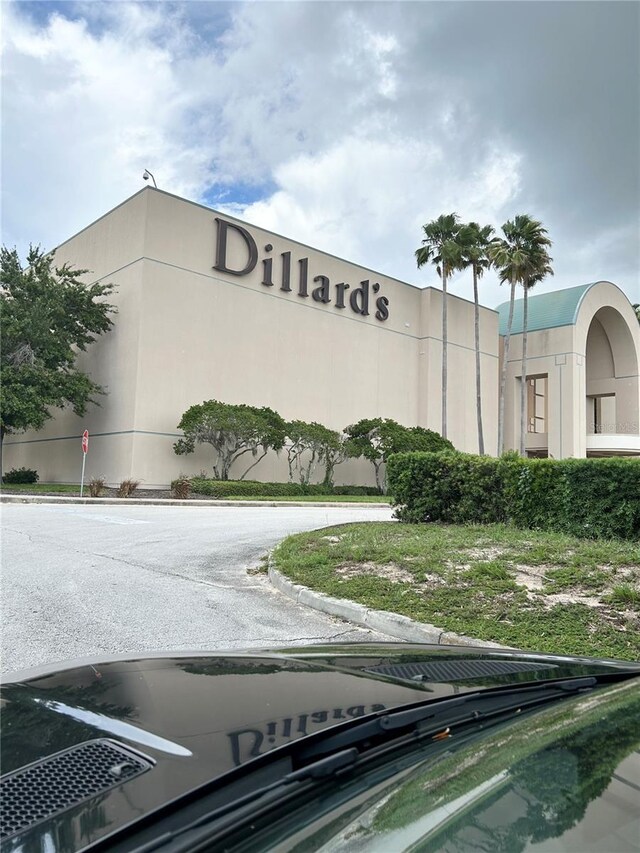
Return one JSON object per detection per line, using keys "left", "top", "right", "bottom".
{"left": 4, "top": 188, "right": 639, "bottom": 487}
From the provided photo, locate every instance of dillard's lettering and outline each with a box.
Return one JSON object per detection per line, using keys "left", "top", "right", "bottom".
{"left": 214, "top": 217, "right": 390, "bottom": 322}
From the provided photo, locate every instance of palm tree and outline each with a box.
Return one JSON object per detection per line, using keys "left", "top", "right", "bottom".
{"left": 458, "top": 222, "right": 495, "bottom": 454}
{"left": 490, "top": 216, "right": 553, "bottom": 456}
{"left": 517, "top": 248, "right": 554, "bottom": 455}
{"left": 415, "top": 213, "right": 461, "bottom": 440}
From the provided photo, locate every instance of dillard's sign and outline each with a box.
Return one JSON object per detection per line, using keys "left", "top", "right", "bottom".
{"left": 214, "top": 217, "right": 390, "bottom": 322}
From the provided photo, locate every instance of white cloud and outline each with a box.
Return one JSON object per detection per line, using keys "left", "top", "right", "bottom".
{"left": 2, "top": 1, "right": 637, "bottom": 308}
{"left": 1, "top": 2, "right": 214, "bottom": 250}
{"left": 229, "top": 138, "right": 522, "bottom": 296}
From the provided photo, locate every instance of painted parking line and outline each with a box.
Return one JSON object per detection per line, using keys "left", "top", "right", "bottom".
{"left": 57, "top": 510, "right": 150, "bottom": 525}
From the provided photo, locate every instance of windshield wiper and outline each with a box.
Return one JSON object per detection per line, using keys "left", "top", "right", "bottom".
{"left": 294, "top": 676, "right": 598, "bottom": 762}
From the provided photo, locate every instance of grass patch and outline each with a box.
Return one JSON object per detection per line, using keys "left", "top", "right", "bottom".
{"left": 224, "top": 494, "right": 390, "bottom": 503}
{"left": 603, "top": 585, "right": 640, "bottom": 610}
{"left": 0, "top": 482, "right": 80, "bottom": 494}
{"left": 272, "top": 522, "right": 640, "bottom": 661}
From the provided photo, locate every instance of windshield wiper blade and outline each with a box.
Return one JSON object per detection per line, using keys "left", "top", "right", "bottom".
{"left": 296, "top": 676, "right": 598, "bottom": 762}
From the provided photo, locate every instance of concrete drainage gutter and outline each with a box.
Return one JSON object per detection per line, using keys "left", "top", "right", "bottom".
{"left": 268, "top": 563, "right": 511, "bottom": 649}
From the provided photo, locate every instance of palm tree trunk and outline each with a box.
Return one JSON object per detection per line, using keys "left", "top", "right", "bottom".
{"left": 473, "top": 266, "right": 484, "bottom": 454}
{"left": 497, "top": 279, "right": 516, "bottom": 455}
{"left": 519, "top": 284, "right": 530, "bottom": 457}
{"left": 442, "top": 270, "right": 448, "bottom": 439}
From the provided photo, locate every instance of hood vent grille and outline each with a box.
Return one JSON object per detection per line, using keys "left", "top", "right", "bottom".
{"left": 1, "top": 738, "right": 153, "bottom": 841}
{"left": 365, "top": 659, "right": 558, "bottom": 683}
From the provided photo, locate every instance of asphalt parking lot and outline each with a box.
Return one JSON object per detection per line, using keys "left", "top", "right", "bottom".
{"left": 1, "top": 503, "right": 395, "bottom": 674}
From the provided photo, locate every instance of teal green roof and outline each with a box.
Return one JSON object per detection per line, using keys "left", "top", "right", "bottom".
{"left": 497, "top": 282, "right": 599, "bottom": 335}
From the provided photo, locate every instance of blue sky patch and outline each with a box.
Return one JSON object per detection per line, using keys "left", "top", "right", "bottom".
{"left": 203, "top": 180, "right": 277, "bottom": 209}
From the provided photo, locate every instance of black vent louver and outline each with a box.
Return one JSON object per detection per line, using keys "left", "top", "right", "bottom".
{"left": 1, "top": 739, "right": 153, "bottom": 841}
{"left": 365, "top": 659, "right": 559, "bottom": 683}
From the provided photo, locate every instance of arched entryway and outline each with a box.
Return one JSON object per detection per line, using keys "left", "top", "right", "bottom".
{"left": 585, "top": 306, "right": 639, "bottom": 455}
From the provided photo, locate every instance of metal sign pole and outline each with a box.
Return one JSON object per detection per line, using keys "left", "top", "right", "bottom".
{"left": 80, "top": 430, "right": 89, "bottom": 497}
{"left": 80, "top": 452, "right": 87, "bottom": 498}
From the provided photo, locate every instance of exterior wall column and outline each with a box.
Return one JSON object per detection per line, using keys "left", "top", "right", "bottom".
{"left": 548, "top": 353, "right": 587, "bottom": 459}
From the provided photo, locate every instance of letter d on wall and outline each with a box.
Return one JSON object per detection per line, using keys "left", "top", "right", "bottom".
{"left": 214, "top": 217, "right": 258, "bottom": 276}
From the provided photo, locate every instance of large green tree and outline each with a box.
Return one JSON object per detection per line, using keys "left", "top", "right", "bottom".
{"left": 174, "top": 400, "right": 287, "bottom": 480}
{"left": 345, "top": 418, "right": 453, "bottom": 491}
{"left": 490, "top": 216, "right": 553, "bottom": 456}
{"left": 0, "top": 246, "right": 116, "bottom": 475}
{"left": 415, "top": 213, "right": 462, "bottom": 440}
{"left": 458, "top": 222, "right": 496, "bottom": 455}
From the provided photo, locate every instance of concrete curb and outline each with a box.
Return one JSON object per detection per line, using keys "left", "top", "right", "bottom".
{"left": 0, "top": 494, "right": 392, "bottom": 509}
{"left": 268, "top": 564, "right": 510, "bottom": 649}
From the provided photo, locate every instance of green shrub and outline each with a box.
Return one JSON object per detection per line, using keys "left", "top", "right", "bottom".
{"left": 190, "top": 479, "right": 381, "bottom": 498}
{"left": 387, "top": 452, "right": 640, "bottom": 540}
{"left": 387, "top": 452, "right": 505, "bottom": 525}
{"left": 3, "top": 467, "right": 39, "bottom": 484}
{"left": 332, "top": 485, "right": 382, "bottom": 496}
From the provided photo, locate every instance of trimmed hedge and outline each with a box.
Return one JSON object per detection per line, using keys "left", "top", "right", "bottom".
{"left": 190, "top": 479, "right": 381, "bottom": 498}
{"left": 2, "top": 467, "right": 39, "bottom": 484}
{"left": 387, "top": 452, "right": 640, "bottom": 540}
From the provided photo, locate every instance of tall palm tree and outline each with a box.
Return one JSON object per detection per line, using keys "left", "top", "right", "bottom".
{"left": 415, "top": 213, "right": 461, "bottom": 440}
{"left": 490, "top": 215, "right": 553, "bottom": 456}
{"left": 518, "top": 247, "right": 554, "bottom": 455}
{"left": 458, "top": 222, "right": 495, "bottom": 454}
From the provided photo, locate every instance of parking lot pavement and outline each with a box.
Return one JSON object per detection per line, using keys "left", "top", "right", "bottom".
{"left": 1, "top": 503, "right": 396, "bottom": 674}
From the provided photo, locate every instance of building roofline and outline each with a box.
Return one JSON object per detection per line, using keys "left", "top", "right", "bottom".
{"left": 496, "top": 280, "right": 630, "bottom": 335}
{"left": 48, "top": 187, "right": 501, "bottom": 314}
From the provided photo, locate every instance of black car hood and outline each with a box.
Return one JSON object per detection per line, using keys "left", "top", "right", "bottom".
{"left": 2, "top": 643, "right": 639, "bottom": 851}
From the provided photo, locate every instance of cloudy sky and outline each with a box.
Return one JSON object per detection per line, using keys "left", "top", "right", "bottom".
{"left": 2, "top": 0, "right": 638, "bottom": 308}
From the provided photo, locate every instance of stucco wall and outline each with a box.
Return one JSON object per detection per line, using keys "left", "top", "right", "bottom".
{"left": 0, "top": 188, "right": 508, "bottom": 486}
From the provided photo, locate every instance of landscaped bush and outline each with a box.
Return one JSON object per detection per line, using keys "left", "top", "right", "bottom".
{"left": 387, "top": 452, "right": 640, "bottom": 540}
{"left": 2, "top": 467, "right": 39, "bottom": 484}
{"left": 505, "top": 457, "right": 640, "bottom": 540}
{"left": 190, "top": 479, "right": 381, "bottom": 498}
{"left": 387, "top": 452, "right": 506, "bottom": 525}
{"left": 332, "top": 485, "right": 382, "bottom": 496}
{"left": 116, "top": 479, "right": 140, "bottom": 498}
{"left": 89, "top": 476, "right": 106, "bottom": 497}
{"left": 171, "top": 474, "right": 191, "bottom": 500}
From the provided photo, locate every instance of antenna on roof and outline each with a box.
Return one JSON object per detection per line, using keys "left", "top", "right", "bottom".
{"left": 142, "top": 169, "right": 157, "bottom": 188}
